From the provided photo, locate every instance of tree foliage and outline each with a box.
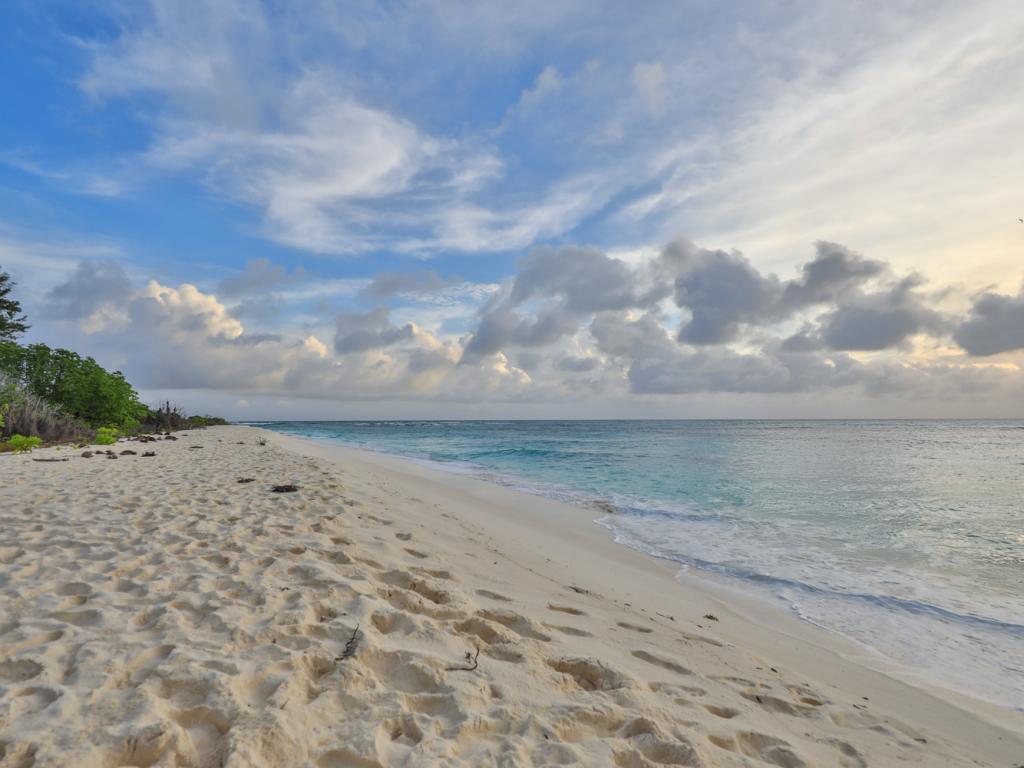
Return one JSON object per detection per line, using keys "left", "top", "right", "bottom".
{"left": 0, "top": 342, "right": 145, "bottom": 429}
{"left": 0, "top": 268, "right": 29, "bottom": 343}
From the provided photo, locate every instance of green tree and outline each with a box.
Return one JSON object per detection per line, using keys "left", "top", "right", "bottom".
{"left": 0, "top": 342, "right": 145, "bottom": 429}
{"left": 0, "top": 268, "right": 29, "bottom": 342}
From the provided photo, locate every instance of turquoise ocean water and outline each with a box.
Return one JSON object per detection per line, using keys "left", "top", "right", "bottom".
{"left": 257, "top": 420, "right": 1024, "bottom": 709}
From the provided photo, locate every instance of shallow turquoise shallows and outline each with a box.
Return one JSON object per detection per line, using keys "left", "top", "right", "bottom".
{"left": 257, "top": 419, "right": 1024, "bottom": 709}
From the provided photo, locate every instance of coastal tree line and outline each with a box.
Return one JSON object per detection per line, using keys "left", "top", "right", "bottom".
{"left": 0, "top": 266, "right": 226, "bottom": 450}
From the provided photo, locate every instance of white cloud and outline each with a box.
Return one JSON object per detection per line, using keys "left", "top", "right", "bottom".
{"left": 632, "top": 61, "right": 665, "bottom": 115}
{"left": 517, "top": 66, "right": 564, "bottom": 112}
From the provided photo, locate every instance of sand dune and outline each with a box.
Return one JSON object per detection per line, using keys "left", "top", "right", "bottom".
{"left": 1, "top": 426, "right": 1021, "bottom": 767}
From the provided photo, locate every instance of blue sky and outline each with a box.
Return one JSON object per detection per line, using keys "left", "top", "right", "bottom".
{"left": 2, "top": 0, "right": 1023, "bottom": 418}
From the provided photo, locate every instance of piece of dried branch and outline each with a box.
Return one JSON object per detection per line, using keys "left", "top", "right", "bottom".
{"left": 445, "top": 645, "right": 481, "bottom": 672}
{"left": 335, "top": 624, "right": 361, "bottom": 661}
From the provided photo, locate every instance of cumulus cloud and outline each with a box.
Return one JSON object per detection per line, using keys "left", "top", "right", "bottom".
{"left": 44, "top": 260, "right": 133, "bottom": 320}
{"left": 780, "top": 242, "right": 885, "bottom": 308}
{"left": 334, "top": 307, "right": 417, "bottom": 354}
{"left": 664, "top": 239, "right": 888, "bottom": 345}
{"left": 130, "top": 281, "right": 245, "bottom": 342}
{"left": 953, "top": 286, "right": 1024, "bottom": 355}
{"left": 461, "top": 245, "right": 665, "bottom": 358}
{"left": 671, "top": 247, "right": 782, "bottom": 345}
{"left": 463, "top": 238, "right": 912, "bottom": 358}
{"left": 818, "top": 276, "right": 947, "bottom": 351}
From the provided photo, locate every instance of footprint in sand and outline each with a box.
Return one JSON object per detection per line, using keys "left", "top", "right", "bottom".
{"left": 614, "top": 731, "right": 702, "bottom": 767}
{"left": 649, "top": 681, "right": 707, "bottom": 697}
{"left": 477, "top": 608, "right": 551, "bottom": 642}
{"left": 127, "top": 643, "right": 176, "bottom": 684}
{"left": 545, "top": 623, "right": 593, "bottom": 638}
{"left": 703, "top": 703, "right": 741, "bottom": 719}
{"left": 378, "top": 569, "right": 452, "bottom": 605}
{"left": 10, "top": 686, "right": 62, "bottom": 718}
{"left": 476, "top": 589, "right": 512, "bottom": 602}
{"left": 631, "top": 650, "right": 692, "bottom": 676}
{"left": 317, "top": 747, "right": 380, "bottom": 768}
{"left": 453, "top": 617, "right": 516, "bottom": 646}
{"left": 55, "top": 582, "right": 92, "bottom": 597}
{"left": 483, "top": 645, "right": 526, "bottom": 664}
{"left": 833, "top": 739, "right": 868, "bottom": 768}
{"left": 547, "top": 657, "right": 634, "bottom": 692}
{"left": 371, "top": 611, "right": 421, "bottom": 636}
{"left": 0, "top": 659, "right": 43, "bottom": 683}
{"left": 360, "top": 649, "right": 448, "bottom": 695}
{"left": 617, "top": 621, "right": 653, "bottom": 634}
{"left": 709, "top": 731, "right": 809, "bottom": 768}
{"left": 547, "top": 603, "right": 586, "bottom": 616}
{"left": 742, "top": 691, "right": 821, "bottom": 718}
{"left": 7, "top": 629, "right": 64, "bottom": 655}
{"left": 47, "top": 609, "right": 101, "bottom": 627}
{"left": 786, "top": 683, "right": 828, "bottom": 706}
{"left": 170, "top": 706, "right": 232, "bottom": 766}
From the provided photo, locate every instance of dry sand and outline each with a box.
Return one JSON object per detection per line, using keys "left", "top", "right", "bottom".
{"left": 1, "top": 425, "right": 1021, "bottom": 767}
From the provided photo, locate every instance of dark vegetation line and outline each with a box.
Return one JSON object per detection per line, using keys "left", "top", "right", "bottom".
{"left": 0, "top": 266, "right": 226, "bottom": 452}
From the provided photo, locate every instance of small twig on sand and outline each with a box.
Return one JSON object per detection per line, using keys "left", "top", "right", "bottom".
{"left": 445, "top": 645, "right": 481, "bottom": 672}
{"left": 335, "top": 624, "right": 361, "bottom": 661}
{"left": 656, "top": 611, "right": 675, "bottom": 621}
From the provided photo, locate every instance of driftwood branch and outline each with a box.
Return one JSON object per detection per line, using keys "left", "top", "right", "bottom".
{"left": 335, "top": 624, "right": 361, "bottom": 661}
{"left": 445, "top": 645, "right": 481, "bottom": 672}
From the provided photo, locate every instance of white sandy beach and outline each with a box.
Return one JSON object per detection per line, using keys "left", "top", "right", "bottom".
{"left": 1, "top": 424, "right": 1021, "bottom": 767}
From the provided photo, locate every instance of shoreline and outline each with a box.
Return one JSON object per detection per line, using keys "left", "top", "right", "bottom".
{"left": 266, "top": 430, "right": 1024, "bottom": 749}
{"left": 267, "top": 426, "right": 1022, "bottom": 715}
{"left": 2, "top": 424, "right": 1021, "bottom": 766}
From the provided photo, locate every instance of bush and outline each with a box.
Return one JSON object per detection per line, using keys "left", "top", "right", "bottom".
{"left": 140, "top": 401, "right": 228, "bottom": 432}
{"left": 5, "top": 434, "right": 42, "bottom": 452}
{"left": 94, "top": 427, "right": 118, "bottom": 446}
{"left": 1, "top": 376, "right": 90, "bottom": 443}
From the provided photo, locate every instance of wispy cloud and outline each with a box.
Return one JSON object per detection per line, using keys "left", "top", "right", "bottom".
{"left": 623, "top": 1, "right": 1024, "bottom": 289}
